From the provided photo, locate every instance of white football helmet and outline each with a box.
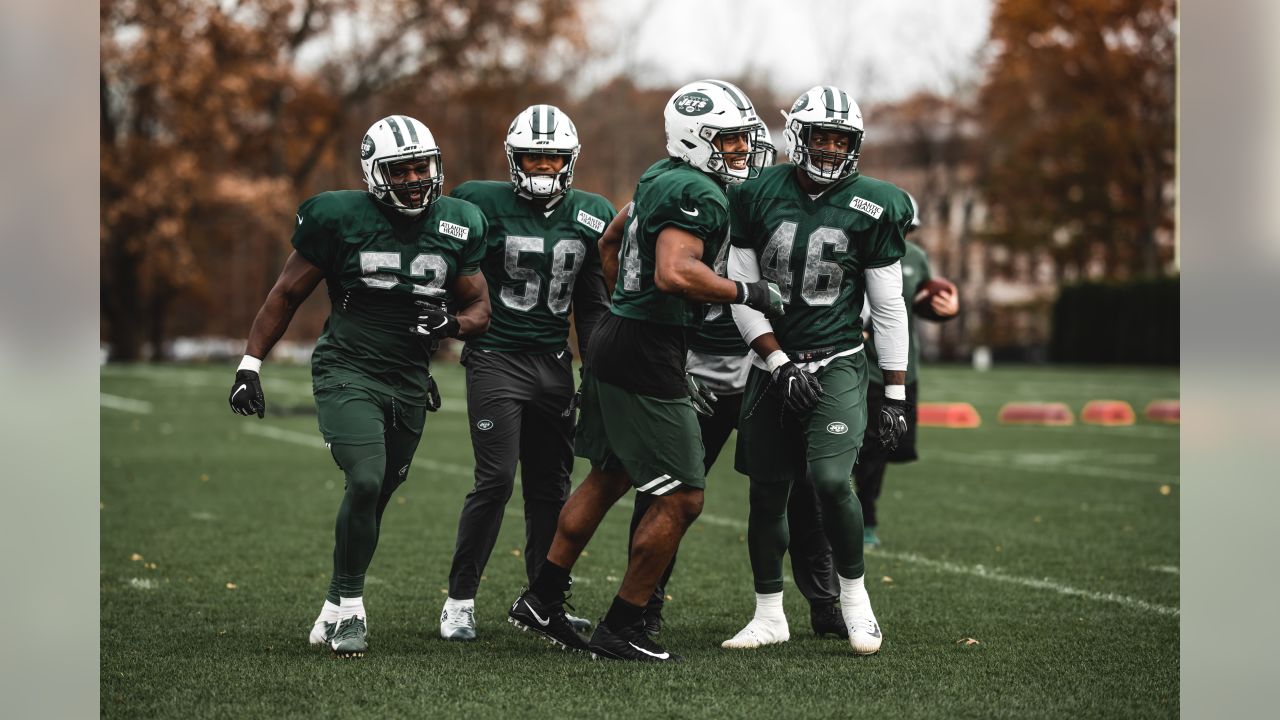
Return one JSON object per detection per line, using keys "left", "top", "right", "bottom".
{"left": 664, "top": 79, "right": 766, "bottom": 185}
{"left": 360, "top": 115, "right": 443, "bottom": 217}
{"left": 756, "top": 124, "right": 778, "bottom": 169}
{"left": 781, "top": 85, "right": 864, "bottom": 184}
{"left": 505, "top": 104, "right": 580, "bottom": 199}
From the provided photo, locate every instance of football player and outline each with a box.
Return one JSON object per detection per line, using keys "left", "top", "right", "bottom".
{"left": 228, "top": 115, "right": 491, "bottom": 658}
{"left": 438, "top": 105, "right": 613, "bottom": 641}
{"left": 508, "top": 79, "right": 783, "bottom": 662}
{"left": 856, "top": 192, "right": 960, "bottom": 548}
{"left": 723, "top": 86, "right": 912, "bottom": 656}
{"left": 616, "top": 127, "right": 849, "bottom": 640}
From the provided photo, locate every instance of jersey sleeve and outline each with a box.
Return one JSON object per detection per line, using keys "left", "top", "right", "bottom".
{"left": 644, "top": 175, "right": 729, "bottom": 244}
{"left": 290, "top": 194, "right": 338, "bottom": 272}
{"left": 861, "top": 190, "right": 911, "bottom": 269}
{"left": 458, "top": 205, "right": 488, "bottom": 276}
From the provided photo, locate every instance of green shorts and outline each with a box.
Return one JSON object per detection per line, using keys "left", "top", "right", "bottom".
{"left": 734, "top": 352, "right": 869, "bottom": 483}
{"left": 314, "top": 382, "right": 427, "bottom": 447}
{"left": 574, "top": 371, "right": 706, "bottom": 494}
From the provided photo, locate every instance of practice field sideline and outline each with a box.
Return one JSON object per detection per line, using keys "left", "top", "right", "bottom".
{"left": 102, "top": 363, "right": 1178, "bottom": 718}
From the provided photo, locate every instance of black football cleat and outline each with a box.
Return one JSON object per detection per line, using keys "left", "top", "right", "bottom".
{"left": 508, "top": 587, "right": 589, "bottom": 652}
{"left": 811, "top": 602, "right": 849, "bottom": 639}
{"left": 330, "top": 615, "right": 368, "bottom": 658}
{"left": 588, "top": 620, "right": 682, "bottom": 662}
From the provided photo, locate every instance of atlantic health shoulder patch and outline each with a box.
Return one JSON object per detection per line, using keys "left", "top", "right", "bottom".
{"left": 576, "top": 210, "right": 606, "bottom": 233}
{"left": 438, "top": 220, "right": 470, "bottom": 240}
{"left": 849, "top": 196, "right": 884, "bottom": 219}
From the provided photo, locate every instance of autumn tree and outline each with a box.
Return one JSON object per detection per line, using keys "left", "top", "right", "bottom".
{"left": 101, "top": 0, "right": 586, "bottom": 360}
{"left": 977, "top": 0, "right": 1176, "bottom": 279}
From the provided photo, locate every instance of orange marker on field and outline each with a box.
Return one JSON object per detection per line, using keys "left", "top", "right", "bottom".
{"left": 1081, "top": 400, "right": 1136, "bottom": 426}
{"left": 996, "top": 402, "right": 1074, "bottom": 426}
{"left": 1144, "top": 400, "right": 1180, "bottom": 424}
{"left": 917, "top": 402, "right": 981, "bottom": 428}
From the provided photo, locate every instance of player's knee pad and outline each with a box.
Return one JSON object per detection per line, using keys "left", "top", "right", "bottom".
{"left": 808, "top": 461, "right": 856, "bottom": 504}
{"left": 331, "top": 443, "right": 387, "bottom": 504}
{"left": 749, "top": 480, "right": 791, "bottom": 519}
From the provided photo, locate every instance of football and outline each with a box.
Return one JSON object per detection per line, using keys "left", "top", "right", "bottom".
{"left": 913, "top": 277, "right": 959, "bottom": 321}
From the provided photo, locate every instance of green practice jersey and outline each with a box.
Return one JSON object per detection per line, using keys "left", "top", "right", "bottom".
{"left": 867, "top": 240, "right": 932, "bottom": 385}
{"left": 452, "top": 181, "right": 614, "bottom": 354}
{"left": 612, "top": 159, "right": 730, "bottom": 329}
{"left": 730, "top": 165, "right": 911, "bottom": 353}
{"left": 291, "top": 190, "right": 486, "bottom": 404}
{"left": 688, "top": 233, "right": 749, "bottom": 356}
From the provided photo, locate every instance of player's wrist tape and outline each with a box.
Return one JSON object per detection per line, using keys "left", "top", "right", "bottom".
{"left": 734, "top": 281, "right": 749, "bottom": 305}
{"left": 885, "top": 384, "right": 906, "bottom": 401}
{"left": 765, "top": 350, "right": 790, "bottom": 372}
{"left": 237, "top": 355, "right": 262, "bottom": 374}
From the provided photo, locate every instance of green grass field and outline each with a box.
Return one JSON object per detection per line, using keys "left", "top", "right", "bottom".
{"left": 101, "top": 362, "right": 1179, "bottom": 718}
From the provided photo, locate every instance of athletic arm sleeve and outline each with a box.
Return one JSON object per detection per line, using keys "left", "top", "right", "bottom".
{"left": 866, "top": 262, "right": 908, "bottom": 372}
{"left": 728, "top": 245, "right": 775, "bottom": 345}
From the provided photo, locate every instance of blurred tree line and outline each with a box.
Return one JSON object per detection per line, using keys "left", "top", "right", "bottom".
{"left": 101, "top": 0, "right": 1177, "bottom": 362}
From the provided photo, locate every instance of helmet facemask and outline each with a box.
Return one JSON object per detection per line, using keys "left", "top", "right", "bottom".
{"left": 700, "top": 124, "right": 770, "bottom": 185}
{"left": 369, "top": 151, "right": 443, "bottom": 217}
{"left": 792, "top": 122, "right": 863, "bottom": 185}
{"left": 506, "top": 146, "right": 578, "bottom": 199}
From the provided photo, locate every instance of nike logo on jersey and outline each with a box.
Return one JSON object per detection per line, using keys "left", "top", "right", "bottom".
{"left": 680, "top": 207, "right": 700, "bottom": 217}
{"left": 628, "top": 642, "right": 670, "bottom": 659}
{"left": 523, "top": 601, "right": 551, "bottom": 626}
{"left": 231, "top": 384, "right": 247, "bottom": 400}
{"left": 296, "top": 213, "right": 303, "bottom": 225}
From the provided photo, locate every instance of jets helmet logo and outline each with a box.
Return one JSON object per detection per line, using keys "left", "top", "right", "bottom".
{"left": 360, "top": 134, "right": 376, "bottom": 160}
{"left": 674, "top": 92, "right": 714, "bottom": 116}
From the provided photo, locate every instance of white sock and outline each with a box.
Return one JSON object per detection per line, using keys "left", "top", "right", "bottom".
{"left": 444, "top": 597, "right": 474, "bottom": 611}
{"left": 339, "top": 596, "right": 366, "bottom": 619}
{"left": 839, "top": 574, "right": 871, "bottom": 611}
{"left": 754, "top": 591, "right": 785, "bottom": 621}
{"left": 318, "top": 600, "right": 341, "bottom": 622}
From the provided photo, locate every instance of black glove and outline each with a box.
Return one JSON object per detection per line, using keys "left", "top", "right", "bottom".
{"left": 561, "top": 389, "right": 582, "bottom": 420}
{"left": 877, "top": 397, "right": 911, "bottom": 451}
{"left": 769, "top": 361, "right": 823, "bottom": 414}
{"left": 737, "top": 279, "right": 785, "bottom": 319}
{"left": 228, "top": 369, "right": 265, "bottom": 418}
{"left": 426, "top": 374, "right": 442, "bottom": 412}
{"left": 686, "top": 373, "right": 718, "bottom": 417}
{"left": 411, "top": 298, "right": 460, "bottom": 342}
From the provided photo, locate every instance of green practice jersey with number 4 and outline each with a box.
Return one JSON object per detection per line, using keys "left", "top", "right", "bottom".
{"left": 291, "top": 190, "right": 487, "bottom": 404}
{"left": 451, "top": 181, "right": 615, "bottom": 354}
{"left": 612, "top": 158, "right": 731, "bottom": 329}
{"left": 729, "top": 165, "right": 911, "bottom": 352}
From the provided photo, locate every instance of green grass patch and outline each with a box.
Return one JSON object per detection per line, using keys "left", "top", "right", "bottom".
{"left": 102, "top": 363, "right": 1178, "bottom": 718}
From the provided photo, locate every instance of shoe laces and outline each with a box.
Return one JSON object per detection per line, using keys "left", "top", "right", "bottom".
{"left": 849, "top": 617, "right": 879, "bottom": 634}
{"left": 334, "top": 615, "right": 366, "bottom": 640}
{"left": 446, "top": 605, "right": 475, "bottom": 626}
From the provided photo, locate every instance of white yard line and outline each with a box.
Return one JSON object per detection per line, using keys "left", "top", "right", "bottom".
{"left": 874, "top": 550, "right": 1179, "bottom": 617}
{"left": 100, "top": 393, "right": 154, "bottom": 414}
{"left": 1148, "top": 565, "right": 1179, "bottom": 575}
{"left": 241, "top": 422, "right": 1175, "bottom": 617}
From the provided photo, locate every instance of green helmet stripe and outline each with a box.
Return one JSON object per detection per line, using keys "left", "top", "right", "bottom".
{"left": 386, "top": 116, "right": 405, "bottom": 147}
{"left": 705, "top": 79, "right": 750, "bottom": 117}
{"left": 545, "top": 105, "right": 556, "bottom": 134}
{"left": 836, "top": 90, "right": 849, "bottom": 118}
{"left": 400, "top": 115, "right": 419, "bottom": 144}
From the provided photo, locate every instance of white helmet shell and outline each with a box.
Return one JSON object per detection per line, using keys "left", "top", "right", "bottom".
{"left": 781, "top": 85, "right": 865, "bottom": 185}
{"left": 360, "top": 115, "right": 443, "bottom": 217}
{"left": 664, "top": 79, "right": 767, "bottom": 185}
{"left": 505, "top": 104, "right": 581, "bottom": 199}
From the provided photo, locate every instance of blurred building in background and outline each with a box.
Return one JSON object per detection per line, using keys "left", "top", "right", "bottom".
{"left": 101, "top": 0, "right": 1177, "bottom": 365}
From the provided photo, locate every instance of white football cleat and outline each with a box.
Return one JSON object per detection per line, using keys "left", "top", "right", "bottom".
{"left": 440, "top": 603, "right": 477, "bottom": 641}
{"left": 844, "top": 611, "right": 883, "bottom": 655}
{"left": 721, "top": 617, "right": 790, "bottom": 649}
{"left": 309, "top": 618, "right": 336, "bottom": 645}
